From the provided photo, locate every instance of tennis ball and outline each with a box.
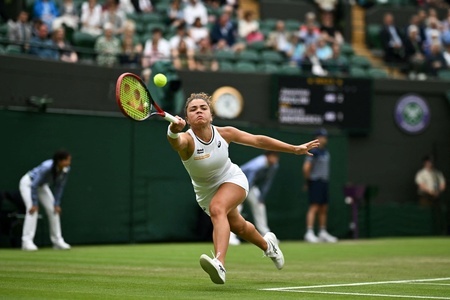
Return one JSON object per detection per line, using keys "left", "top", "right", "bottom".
{"left": 154, "top": 73, "right": 167, "bottom": 87}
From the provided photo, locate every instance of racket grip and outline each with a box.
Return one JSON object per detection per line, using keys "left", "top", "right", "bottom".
{"left": 163, "top": 112, "right": 179, "bottom": 123}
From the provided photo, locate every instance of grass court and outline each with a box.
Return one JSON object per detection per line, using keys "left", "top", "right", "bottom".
{"left": 1, "top": 237, "right": 449, "bottom": 299}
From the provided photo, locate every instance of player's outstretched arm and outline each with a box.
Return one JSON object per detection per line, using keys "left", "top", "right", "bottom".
{"left": 167, "top": 116, "right": 189, "bottom": 153}
{"left": 218, "top": 126, "right": 320, "bottom": 156}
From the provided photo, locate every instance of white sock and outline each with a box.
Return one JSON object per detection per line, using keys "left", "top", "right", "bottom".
{"left": 307, "top": 228, "right": 314, "bottom": 234}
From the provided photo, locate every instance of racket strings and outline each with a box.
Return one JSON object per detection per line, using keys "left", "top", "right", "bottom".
{"left": 119, "top": 76, "right": 151, "bottom": 121}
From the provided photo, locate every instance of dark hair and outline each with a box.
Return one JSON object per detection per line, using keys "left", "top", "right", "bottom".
{"left": 184, "top": 92, "right": 212, "bottom": 116}
{"left": 52, "top": 150, "right": 71, "bottom": 180}
{"left": 422, "top": 155, "right": 433, "bottom": 163}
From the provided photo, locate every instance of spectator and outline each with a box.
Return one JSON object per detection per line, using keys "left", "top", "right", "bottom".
{"left": 172, "top": 39, "right": 196, "bottom": 70}
{"left": 52, "top": 0, "right": 79, "bottom": 31}
{"left": 80, "top": 0, "right": 103, "bottom": 37}
{"left": 118, "top": 0, "right": 136, "bottom": 15}
{"left": 406, "top": 14, "right": 426, "bottom": 43}
{"left": 301, "top": 22, "right": 321, "bottom": 47}
{"left": 19, "top": 150, "right": 72, "bottom": 251}
{"left": 303, "top": 128, "right": 337, "bottom": 243}
{"left": 443, "top": 43, "right": 450, "bottom": 67}
{"left": 316, "top": 35, "right": 333, "bottom": 61}
{"left": 33, "top": 0, "right": 60, "bottom": 31}
{"left": 170, "top": 24, "right": 195, "bottom": 51}
{"left": 229, "top": 151, "right": 280, "bottom": 245}
{"left": 167, "top": 0, "right": 184, "bottom": 28}
{"left": 424, "top": 17, "right": 442, "bottom": 51}
{"left": 189, "top": 17, "right": 209, "bottom": 43}
{"left": 119, "top": 21, "right": 142, "bottom": 67}
{"left": 29, "top": 23, "right": 59, "bottom": 60}
{"left": 303, "top": 43, "right": 327, "bottom": 76}
{"left": 380, "top": 12, "right": 406, "bottom": 63}
{"left": 7, "top": 11, "right": 32, "bottom": 50}
{"left": 183, "top": 0, "right": 208, "bottom": 26}
{"left": 320, "top": 11, "right": 343, "bottom": 45}
{"left": 266, "top": 20, "right": 292, "bottom": 55}
{"left": 238, "top": 10, "right": 258, "bottom": 39}
{"left": 95, "top": 22, "right": 121, "bottom": 66}
{"left": 327, "top": 42, "right": 348, "bottom": 74}
{"left": 426, "top": 43, "right": 446, "bottom": 77}
{"left": 299, "top": 12, "right": 320, "bottom": 38}
{"left": 131, "top": 0, "right": 153, "bottom": 14}
{"left": 101, "top": 0, "right": 126, "bottom": 35}
{"left": 287, "top": 35, "right": 306, "bottom": 66}
{"left": 404, "top": 25, "right": 427, "bottom": 79}
{"left": 52, "top": 27, "right": 78, "bottom": 63}
{"left": 194, "top": 37, "right": 218, "bottom": 71}
{"left": 142, "top": 27, "right": 170, "bottom": 68}
{"left": 415, "top": 155, "right": 446, "bottom": 234}
{"left": 210, "top": 12, "right": 237, "bottom": 47}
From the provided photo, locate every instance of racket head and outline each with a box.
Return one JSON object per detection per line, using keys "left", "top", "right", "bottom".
{"left": 116, "top": 73, "right": 153, "bottom": 121}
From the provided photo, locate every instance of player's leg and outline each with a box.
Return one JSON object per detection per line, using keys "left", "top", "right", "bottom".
{"left": 38, "top": 185, "right": 70, "bottom": 249}
{"left": 208, "top": 182, "right": 247, "bottom": 266}
{"left": 228, "top": 205, "right": 284, "bottom": 270}
{"left": 200, "top": 183, "right": 246, "bottom": 284}
{"left": 19, "top": 175, "right": 38, "bottom": 251}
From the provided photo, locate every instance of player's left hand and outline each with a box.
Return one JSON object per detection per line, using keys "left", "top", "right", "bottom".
{"left": 294, "top": 139, "right": 320, "bottom": 156}
{"left": 54, "top": 205, "right": 62, "bottom": 214}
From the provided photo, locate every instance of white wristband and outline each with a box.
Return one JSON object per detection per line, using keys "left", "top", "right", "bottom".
{"left": 167, "top": 125, "right": 179, "bottom": 139}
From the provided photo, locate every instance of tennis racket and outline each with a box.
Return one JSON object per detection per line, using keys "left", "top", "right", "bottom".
{"left": 116, "top": 72, "right": 178, "bottom": 123}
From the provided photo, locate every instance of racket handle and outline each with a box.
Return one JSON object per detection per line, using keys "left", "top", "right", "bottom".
{"left": 163, "top": 112, "right": 179, "bottom": 123}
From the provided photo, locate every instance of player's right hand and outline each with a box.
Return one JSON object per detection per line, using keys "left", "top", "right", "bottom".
{"left": 170, "top": 116, "right": 186, "bottom": 133}
{"left": 29, "top": 205, "right": 39, "bottom": 215}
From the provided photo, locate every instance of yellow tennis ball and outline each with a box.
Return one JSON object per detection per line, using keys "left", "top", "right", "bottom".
{"left": 154, "top": 73, "right": 167, "bottom": 87}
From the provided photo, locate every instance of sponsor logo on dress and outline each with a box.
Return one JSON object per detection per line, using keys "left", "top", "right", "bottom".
{"left": 218, "top": 141, "right": 221, "bottom": 148}
{"left": 394, "top": 94, "right": 430, "bottom": 135}
{"left": 197, "top": 148, "right": 204, "bottom": 154}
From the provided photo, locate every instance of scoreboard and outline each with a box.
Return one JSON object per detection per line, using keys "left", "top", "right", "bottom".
{"left": 272, "top": 75, "right": 373, "bottom": 132}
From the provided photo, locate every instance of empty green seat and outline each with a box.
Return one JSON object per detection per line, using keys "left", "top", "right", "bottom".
{"left": 366, "top": 24, "right": 382, "bottom": 49}
{"left": 246, "top": 41, "right": 266, "bottom": 52}
{"left": 215, "top": 50, "right": 235, "bottom": 62}
{"left": 260, "top": 18, "right": 277, "bottom": 31}
{"left": 141, "top": 13, "right": 163, "bottom": 25}
{"left": 5, "top": 44, "right": 22, "bottom": 54}
{"left": 351, "top": 55, "right": 371, "bottom": 69}
{"left": 285, "top": 19, "right": 301, "bottom": 31}
{"left": 280, "top": 64, "right": 302, "bottom": 75}
{"left": 219, "top": 61, "right": 234, "bottom": 72}
{"left": 258, "top": 63, "right": 280, "bottom": 73}
{"left": 437, "top": 70, "right": 450, "bottom": 80}
{"left": 72, "top": 31, "right": 97, "bottom": 49}
{"left": 261, "top": 50, "right": 284, "bottom": 64}
{"left": 235, "top": 61, "right": 257, "bottom": 72}
{"left": 237, "top": 50, "right": 259, "bottom": 62}
{"left": 368, "top": 68, "right": 388, "bottom": 78}
{"left": 340, "top": 43, "right": 354, "bottom": 57}
{"left": 349, "top": 66, "right": 368, "bottom": 77}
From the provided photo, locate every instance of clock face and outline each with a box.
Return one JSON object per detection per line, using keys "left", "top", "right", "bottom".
{"left": 211, "top": 87, "right": 244, "bottom": 119}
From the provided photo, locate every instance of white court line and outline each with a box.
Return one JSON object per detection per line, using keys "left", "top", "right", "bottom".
{"left": 280, "top": 290, "right": 450, "bottom": 300}
{"left": 261, "top": 277, "right": 450, "bottom": 291}
{"left": 409, "top": 283, "right": 450, "bottom": 286}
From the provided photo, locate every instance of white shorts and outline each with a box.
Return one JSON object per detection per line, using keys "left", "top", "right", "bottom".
{"left": 193, "top": 164, "right": 249, "bottom": 216}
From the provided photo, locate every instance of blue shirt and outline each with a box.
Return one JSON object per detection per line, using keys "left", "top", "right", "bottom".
{"left": 241, "top": 155, "right": 279, "bottom": 202}
{"left": 305, "top": 148, "right": 330, "bottom": 181}
{"left": 28, "top": 159, "right": 70, "bottom": 206}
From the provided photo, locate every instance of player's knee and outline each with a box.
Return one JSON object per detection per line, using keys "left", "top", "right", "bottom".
{"left": 209, "top": 203, "right": 226, "bottom": 219}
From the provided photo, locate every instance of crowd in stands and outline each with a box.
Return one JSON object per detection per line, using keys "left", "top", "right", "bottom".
{"left": 1, "top": 0, "right": 350, "bottom": 76}
{"left": 372, "top": 2, "right": 450, "bottom": 79}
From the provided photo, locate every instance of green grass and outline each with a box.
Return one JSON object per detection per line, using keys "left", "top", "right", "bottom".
{"left": 1, "top": 238, "right": 449, "bottom": 299}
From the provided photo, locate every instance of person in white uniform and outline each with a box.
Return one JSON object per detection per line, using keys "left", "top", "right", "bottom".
{"left": 20, "top": 150, "right": 72, "bottom": 251}
{"left": 166, "top": 92, "right": 320, "bottom": 284}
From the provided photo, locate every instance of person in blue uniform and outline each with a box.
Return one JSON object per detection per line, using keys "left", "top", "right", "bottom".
{"left": 20, "top": 150, "right": 72, "bottom": 251}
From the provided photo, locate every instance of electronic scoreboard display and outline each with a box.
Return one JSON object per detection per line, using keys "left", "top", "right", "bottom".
{"left": 272, "top": 75, "right": 373, "bottom": 131}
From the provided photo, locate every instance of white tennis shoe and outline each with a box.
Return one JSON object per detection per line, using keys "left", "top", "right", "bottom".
{"left": 318, "top": 230, "right": 338, "bottom": 243}
{"left": 22, "top": 241, "right": 38, "bottom": 251}
{"left": 304, "top": 231, "right": 320, "bottom": 243}
{"left": 263, "top": 232, "right": 284, "bottom": 270}
{"left": 53, "top": 240, "right": 71, "bottom": 250}
{"left": 199, "top": 253, "right": 226, "bottom": 284}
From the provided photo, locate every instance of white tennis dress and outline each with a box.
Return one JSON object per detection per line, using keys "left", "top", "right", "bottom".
{"left": 182, "top": 126, "right": 249, "bottom": 215}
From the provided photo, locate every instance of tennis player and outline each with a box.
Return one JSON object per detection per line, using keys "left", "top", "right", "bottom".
{"left": 167, "top": 93, "right": 320, "bottom": 284}
{"left": 19, "top": 150, "right": 72, "bottom": 251}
